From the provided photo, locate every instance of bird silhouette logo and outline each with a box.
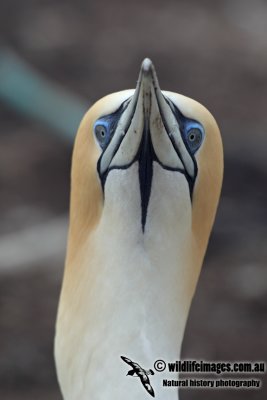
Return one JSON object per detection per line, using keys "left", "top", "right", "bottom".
{"left": 121, "top": 356, "right": 155, "bottom": 397}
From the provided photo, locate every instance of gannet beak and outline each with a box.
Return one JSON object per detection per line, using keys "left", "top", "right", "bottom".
{"left": 97, "top": 58, "right": 197, "bottom": 229}
{"left": 98, "top": 58, "right": 196, "bottom": 181}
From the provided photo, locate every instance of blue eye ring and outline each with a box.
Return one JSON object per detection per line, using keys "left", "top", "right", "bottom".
{"left": 184, "top": 122, "right": 204, "bottom": 153}
{"left": 94, "top": 120, "right": 110, "bottom": 149}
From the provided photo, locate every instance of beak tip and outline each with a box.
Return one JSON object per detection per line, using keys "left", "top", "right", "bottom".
{"left": 141, "top": 58, "right": 153, "bottom": 74}
{"left": 140, "top": 58, "right": 161, "bottom": 92}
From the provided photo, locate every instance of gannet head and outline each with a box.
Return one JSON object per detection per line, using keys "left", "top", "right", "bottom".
{"left": 67, "top": 58, "right": 223, "bottom": 265}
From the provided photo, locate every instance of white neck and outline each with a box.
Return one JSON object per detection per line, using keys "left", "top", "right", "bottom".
{"left": 56, "top": 163, "right": 200, "bottom": 400}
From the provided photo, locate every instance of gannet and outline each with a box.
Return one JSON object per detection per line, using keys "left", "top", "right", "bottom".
{"left": 55, "top": 58, "right": 223, "bottom": 400}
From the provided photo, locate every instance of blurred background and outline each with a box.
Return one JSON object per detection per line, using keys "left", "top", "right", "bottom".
{"left": 0, "top": 0, "right": 266, "bottom": 399}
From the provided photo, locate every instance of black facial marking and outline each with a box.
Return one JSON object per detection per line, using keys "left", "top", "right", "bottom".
{"left": 138, "top": 121, "right": 154, "bottom": 232}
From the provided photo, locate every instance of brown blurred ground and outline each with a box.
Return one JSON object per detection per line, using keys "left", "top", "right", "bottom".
{"left": 0, "top": 0, "right": 267, "bottom": 399}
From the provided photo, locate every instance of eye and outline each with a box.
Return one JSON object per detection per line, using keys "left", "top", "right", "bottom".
{"left": 94, "top": 121, "right": 110, "bottom": 149}
{"left": 93, "top": 99, "right": 131, "bottom": 151}
{"left": 185, "top": 124, "right": 204, "bottom": 153}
